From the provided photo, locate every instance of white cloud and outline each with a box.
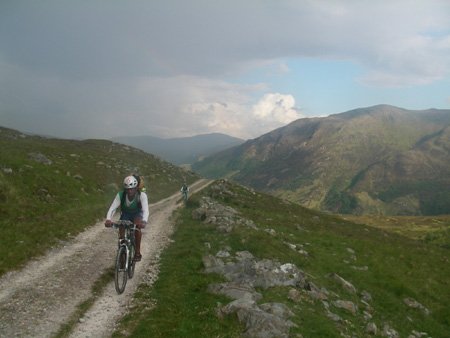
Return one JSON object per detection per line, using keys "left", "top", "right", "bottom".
{"left": 252, "top": 93, "right": 304, "bottom": 124}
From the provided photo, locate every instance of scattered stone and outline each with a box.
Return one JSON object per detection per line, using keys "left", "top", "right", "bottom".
{"left": 207, "top": 282, "right": 262, "bottom": 301}
{"left": 219, "top": 298, "right": 257, "bottom": 316}
{"left": 284, "top": 242, "right": 297, "bottom": 251}
{"left": 192, "top": 207, "right": 209, "bottom": 220}
{"left": 327, "top": 312, "right": 342, "bottom": 322}
{"left": 237, "top": 305, "right": 294, "bottom": 338}
{"left": 298, "top": 249, "right": 309, "bottom": 256}
{"left": 307, "top": 282, "right": 328, "bottom": 300}
{"left": 325, "top": 273, "right": 357, "bottom": 293}
{"left": 265, "top": 229, "right": 276, "bottom": 236}
{"left": 361, "top": 300, "right": 373, "bottom": 311}
{"left": 216, "top": 250, "right": 230, "bottom": 258}
{"left": 360, "top": 290, "right": 372, "bottom": 301}
{"left": 218, "top": 297, "right": 297, "bottom": 337}
{"left": 363, "top": 310, "right": 373, "bottom": 321}
{"left": 409, "top": 330, "right": 428, "bottom": 337}
{"left": 403, "top": 298, "right": 430, "bottom": 315}
{"left": 287, "top": 288, "right": 302, "bottom": 303}
{"left": 365, "top": 322, "right": 377, "bottom": 335}
{"left": 331, "top": 300, "right": 358, "bottom": 314}
{"left": 202, "top": 254, "right": 224, "bottom": 269}
{"left": 296, "top": 225, "right": 307, "bottom": 231}
{"left": 382, "top": 323, "right": 398, "bottom": 337}
{"left": 236, "top": 251, "right": 254, "bottom": 261}
{"left": 259, "top": 303, "right": 295, "bottom": 321}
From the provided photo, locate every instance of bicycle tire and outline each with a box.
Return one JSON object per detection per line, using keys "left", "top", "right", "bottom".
{"left": 115, "top": 246, "right": 128, "bottom": 294}
{"left": 128, "top": 241, "right": 136, "bottom": 279}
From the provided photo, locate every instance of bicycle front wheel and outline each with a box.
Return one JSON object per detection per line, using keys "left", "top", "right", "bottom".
{"left": 128, "top": 242, "right": 136, "bottom": 279}
{"left": 115, "top": 246, "right": 128, "bottom": 294}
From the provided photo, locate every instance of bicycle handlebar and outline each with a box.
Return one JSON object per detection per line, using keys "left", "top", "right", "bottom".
{"left": 112, "top": 220, "right": 140, "bottom": 231}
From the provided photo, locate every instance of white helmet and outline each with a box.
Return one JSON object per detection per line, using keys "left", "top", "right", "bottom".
{"left": 123, "top": 176, "right": 138, "bottom": 189}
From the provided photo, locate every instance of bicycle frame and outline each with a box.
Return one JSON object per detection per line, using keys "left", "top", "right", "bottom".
{"left": 113, "top": 221, "right": 135, "bottom": 270}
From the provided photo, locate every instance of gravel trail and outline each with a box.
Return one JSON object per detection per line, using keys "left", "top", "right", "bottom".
{"left": 0, "top": 179, "right": 212, "bottom": 338}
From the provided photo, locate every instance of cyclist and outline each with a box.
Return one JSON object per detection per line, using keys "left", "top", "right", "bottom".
{"left": 180, "top": 183, "right": 189, "bottom": 200}
{"left": 105, "top": 175, "right": 149, "bottom": 261}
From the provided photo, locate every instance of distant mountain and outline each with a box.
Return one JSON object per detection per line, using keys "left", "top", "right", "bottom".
{"left": 192, "top": 105, "right": 450, "bottom": 216}
{"left": 111, "top": 133, "right": 245, "bottom": 165}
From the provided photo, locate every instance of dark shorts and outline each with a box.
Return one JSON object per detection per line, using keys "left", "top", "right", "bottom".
{"left": 120, "top": 211, "right": 143, "bottom": 223}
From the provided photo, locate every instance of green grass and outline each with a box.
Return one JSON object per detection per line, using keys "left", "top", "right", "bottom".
{"left": 0, "top": 126, "right": 200, "bottom": 277}
{"left": 114, "top": 180, "right": 450, "bottom": 337}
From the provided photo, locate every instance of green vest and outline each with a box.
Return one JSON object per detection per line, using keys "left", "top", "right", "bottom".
{"left": 119, "top": 190, "right": 141, "bottom": 214}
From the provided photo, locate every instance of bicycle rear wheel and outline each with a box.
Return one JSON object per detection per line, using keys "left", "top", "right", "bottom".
{"left": 115, "top": 246, "right": 128, "bottom": 294}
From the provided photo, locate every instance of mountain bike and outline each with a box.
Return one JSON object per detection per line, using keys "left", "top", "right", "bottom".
{"left": 112, "top": 220, "right": 139, "bottom": 294}
{"left": 181, "top": 190, "right": 188, "bottom": 203}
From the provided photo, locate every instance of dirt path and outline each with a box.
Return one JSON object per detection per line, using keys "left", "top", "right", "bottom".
{"left": 0, "top": 179, "right": 212, "bottom": 338}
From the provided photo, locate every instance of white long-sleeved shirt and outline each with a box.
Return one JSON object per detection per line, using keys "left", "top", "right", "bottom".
{"left": 106, "top": 191, "right": 149, "bottom": 222}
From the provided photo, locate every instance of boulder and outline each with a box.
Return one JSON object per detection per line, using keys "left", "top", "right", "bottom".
{"left": 207, "top": 282, "right": 262, "bottom": 301}
{"left": 238, "top": 306, "right": 293, "bottom": 338}
{"left": 27, "top": 152, "right": 52, "bottom": 165}
{"left": 325, "top": 273, "right": 357, "bottom": 293}
{"left": 331, "top": 300, "right": 358, "bottom": 314}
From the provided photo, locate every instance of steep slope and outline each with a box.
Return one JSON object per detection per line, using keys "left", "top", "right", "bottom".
{"left": 112, "top": 133, "right": 245, "bottom": 165}
{"left": 193, "top": 105, "right": 450, "bottom": 215}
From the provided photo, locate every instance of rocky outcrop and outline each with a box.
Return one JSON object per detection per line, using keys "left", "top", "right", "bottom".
{"left": 205, "top": 254, "right": 307, "bottom": 291}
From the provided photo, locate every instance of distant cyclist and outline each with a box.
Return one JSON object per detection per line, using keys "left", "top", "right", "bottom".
{"left": 105, "top": 175, "right": 149, "bottom": 262}
{"left": 180, "top": 183, "right": 189, "bottom": 201}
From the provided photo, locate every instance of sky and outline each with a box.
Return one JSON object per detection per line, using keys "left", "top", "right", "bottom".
{"left": 1, "top": 0, "right": 450, "bottom": 140}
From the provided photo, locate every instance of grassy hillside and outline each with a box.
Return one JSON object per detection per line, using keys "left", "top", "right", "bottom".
{"left": 339, "top": 214, "right": 450, "bottom": 250}
{"left": 193, "top": 105, "right": 450, "bottom": 216}
{"left": 0, "top": 126, "right": 200, "bottom": 277}
{"left": 114, "top": 180, "right": 449, "bottom": 337}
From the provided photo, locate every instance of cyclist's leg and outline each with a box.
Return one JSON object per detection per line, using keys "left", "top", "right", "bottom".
{"left": 132, "top": 212, "right": 143, "bottom": 261}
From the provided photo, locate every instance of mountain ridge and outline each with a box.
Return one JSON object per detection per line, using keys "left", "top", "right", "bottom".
{"left": 111, "top": 133, "right": 245, "bottom": 165}
{"left": 192, "top": 105, "right": 450, "bottom": 215}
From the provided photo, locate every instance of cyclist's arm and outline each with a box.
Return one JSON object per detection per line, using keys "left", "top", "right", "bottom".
{"left": 106, "top": 193, "right": 121, "bottom": 220}
{"left": 140, "top": 192, "right": 149, "bottom": 223}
